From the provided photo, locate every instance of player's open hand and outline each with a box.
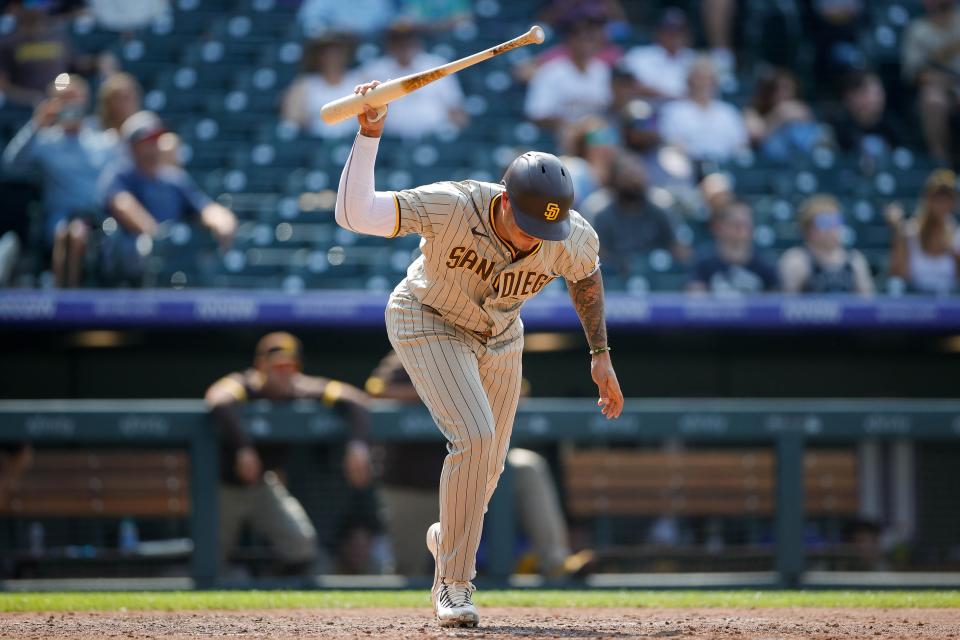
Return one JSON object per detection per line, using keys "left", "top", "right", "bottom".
{"left": 354, "top": 80, "right": 387, "bottom": 138}
{"left": 591, "top": 352, "right": 623, "bottom": 419}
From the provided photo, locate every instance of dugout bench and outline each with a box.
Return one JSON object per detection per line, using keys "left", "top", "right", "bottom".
{"left": 2, "top": 398, "right": 960, "bottom": 588}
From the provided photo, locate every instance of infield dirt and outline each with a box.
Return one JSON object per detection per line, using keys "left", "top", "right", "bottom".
{"left": 3, "top": 606, "right": 958, "bottom": 639}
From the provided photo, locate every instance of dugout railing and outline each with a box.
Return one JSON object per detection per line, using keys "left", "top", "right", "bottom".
{"left": 1, "top": 399, "right": 959, "bottom": 589}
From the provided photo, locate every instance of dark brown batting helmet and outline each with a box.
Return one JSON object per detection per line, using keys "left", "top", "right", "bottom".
{"left": 502, "top": 151, "right": 574, "bottom": 241}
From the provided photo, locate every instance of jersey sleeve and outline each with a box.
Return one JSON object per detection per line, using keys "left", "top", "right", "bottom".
{"left": 555, "top": 211, "right": 601, "bottom": 283}
{"left": 392, "top": 180, "right": 466, "bottom": 238}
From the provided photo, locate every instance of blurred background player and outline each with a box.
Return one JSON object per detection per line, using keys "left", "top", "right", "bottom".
{"left": 205, "top": 332, "right": 375, "bottom": 576}
{"left": 366, "top": 351, "right": 595, "bottom": 579}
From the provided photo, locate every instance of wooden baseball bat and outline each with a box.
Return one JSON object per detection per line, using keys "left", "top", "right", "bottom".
{"left": 320, "top": 25, "right": 545, "bottom": 125}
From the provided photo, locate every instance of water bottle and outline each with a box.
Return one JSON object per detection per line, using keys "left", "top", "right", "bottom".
{"left": 28, "top": 522, "right": 44, "bottom": 556}
{"left": 118, "top": 518, "right": 139, "bottom": 554}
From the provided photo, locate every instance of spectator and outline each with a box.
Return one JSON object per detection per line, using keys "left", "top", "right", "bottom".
{"left": 832, "top": 70, "right": 905, "bottom": 155}
{"left": 622, "top": 8, "right": 696, "bottom": 100}
{"left": 658, "top": 57, "right": 748, "bottom": 162}
{"left": 743, "top": 67, "right": 824, "bottom": 163}
{"left": 281, "top": 32, "right": 359, "bottom": 139}
{"left": 0, "top": 1, "right": 72, "bottom": 106}
{"left": 366, "top": 351, "right": 594, "bottom": 579}
{"left": 591, "top": 153, "right": 688, "bottom": 277}
{"left": 518, "top": 1, "right": 624, "bottom": 79}
{"left": 297, "top": 0, "right": 394, "bottom": 38}
{"left": 688, "top": 201, "right": 779, "bottom": 295}
{"left": 2, "top": 73, "right": 120, "bottom": 288}
{"left": 902, "top": 0, "right": 960, "bottom": 163}
{"left": 524, "top": 16, "right": 611, "bottom": 131}
{"left": 779, "top": 194, "right": 875, "bottom": 295}
{"left": 96, "top": 72, "right": 142, "bottom": 134}
{"left": 887, "top": 169, "right": 960, "bottom": 295}
{"left": 361, "top": 22, "right": 467, "bottom": 138}
{"left": 100, "top": 111, "right": 237, "bottom": 283}
{"left": 205, "top": 332, "right": 375, "bottom": 575}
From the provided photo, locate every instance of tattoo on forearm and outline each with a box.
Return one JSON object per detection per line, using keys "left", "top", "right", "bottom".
{"left": 568, "top": 270, "right": 607, "bottom": 349}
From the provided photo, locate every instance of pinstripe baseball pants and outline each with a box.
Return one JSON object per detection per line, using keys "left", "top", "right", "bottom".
{"left": 385, "top": 291, "right": 524, "bottom": 581}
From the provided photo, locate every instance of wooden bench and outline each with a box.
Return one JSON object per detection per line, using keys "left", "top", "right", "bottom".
{"left": 0, "top": 450, "right": 190, "bottom": 518}
{"left": 564, "top": 449, "right": 858, "bottom": 519}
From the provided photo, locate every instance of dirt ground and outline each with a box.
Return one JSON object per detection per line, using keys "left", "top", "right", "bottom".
{"left": 2, "top": 607, "right": 957, "bottom": 639}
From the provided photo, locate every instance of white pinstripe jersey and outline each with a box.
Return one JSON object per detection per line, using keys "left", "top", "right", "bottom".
{"left": 388, "top": 179, "right": 600, "bottom": 336}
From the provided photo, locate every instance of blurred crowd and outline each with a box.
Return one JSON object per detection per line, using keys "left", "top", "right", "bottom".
{"left": 0, "top": 0, "right": 958, "bottom": 295}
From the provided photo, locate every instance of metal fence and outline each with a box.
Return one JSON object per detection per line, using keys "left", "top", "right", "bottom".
{"left": 2, "top": 398, "right": 959, "bottom": 589}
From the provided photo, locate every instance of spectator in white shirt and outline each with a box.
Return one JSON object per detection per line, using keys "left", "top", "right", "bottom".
{"left": 623, "top": 8, "right": 696, "bottom": 100}
{"left": 282, "top": 32, "right": 359, "bottom": 139}
{"left": 658, "top": 57, "right": 748, "bottom": 162}
{"left": 524, "top": 17, "right": 612, "bottom": 131}
{"left": 360, "top": 22, "right": 467, "bottom": 139}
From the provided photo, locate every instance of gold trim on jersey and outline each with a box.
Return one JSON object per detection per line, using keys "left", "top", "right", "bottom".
{"left": 489, "top": 193, "right": 542, "bottom": 261}
{"left": 388, "top": 194, "right": 401, "bottom": 238}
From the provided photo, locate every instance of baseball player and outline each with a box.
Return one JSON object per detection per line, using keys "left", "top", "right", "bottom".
{"left": 335, "top": 81, "right": 624, "bottom": 628}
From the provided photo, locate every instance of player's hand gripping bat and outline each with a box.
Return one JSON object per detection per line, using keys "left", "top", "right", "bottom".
{"left": 320, "top": 25, "right": 545, "bottom": 125}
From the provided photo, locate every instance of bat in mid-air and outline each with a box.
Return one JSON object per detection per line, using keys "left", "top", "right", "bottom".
{"left": 320, "top": 25, "right": 545, "bottom": 125}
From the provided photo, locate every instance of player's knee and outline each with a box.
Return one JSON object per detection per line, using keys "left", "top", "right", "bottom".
{"left": 449, "top": 423, "right": 495, "bottom": 457}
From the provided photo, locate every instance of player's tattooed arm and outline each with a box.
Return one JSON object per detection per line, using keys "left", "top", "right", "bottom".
{"left": 567, "top": 269, "right": 607, "bottom": 350}
{"left": 568, "top": 269, "right": 624, "bottom": 419}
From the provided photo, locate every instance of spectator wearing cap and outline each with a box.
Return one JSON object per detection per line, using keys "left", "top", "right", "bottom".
{"left": 0, "top": 1, "right": 73, "bottom": 106}
{"left": 2, "top": 73, "right": 120, "bottom": 287}
{"left": 96, "top": 72, "right": 142, "bottom": 134}
{"left": 658, "top": 57, "right": 748, "bottom": 162}
{"left": 525, "top": 16, "right": 612, "bottom": 132}
{"left": 887, "top": 169, "right": 960, "bottom": 295}
{"left": 779, "top": 194, "right": 875, "bottom": 295}
{"left": 282, "top": 32, "right": 360, "bottom": 139}
{"left": 831, "top": 70, "right": 905, "bottom": 155}
{"left": 205, "top": 332, "right": 376, "bottom": 576}
{"left": 902, "top": 0, "right": 960, "bottom": 163}
{"left": 360, "top": 22, "right": 467, "bottom": 138}
{"left": 591, "top": 153, "right": 688, "bottom": 277}
{"left": 297, "top": 0, "right": 395, "bottom": 38}
{"left": 99, "top": 111, "right": 237, "bottom": 283}
{"left": 622, "top": 8, "right": 696, "bottom": 100}
{"left": 688, "top": 201, "right": 779, "bottom": 295}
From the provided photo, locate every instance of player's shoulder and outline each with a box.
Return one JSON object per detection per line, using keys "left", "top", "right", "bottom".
{"left": 557, "top": 208, "right": 599, "bottom": 250}
{"left": 567, "top": 208, "right": 597, "bottom": 235}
